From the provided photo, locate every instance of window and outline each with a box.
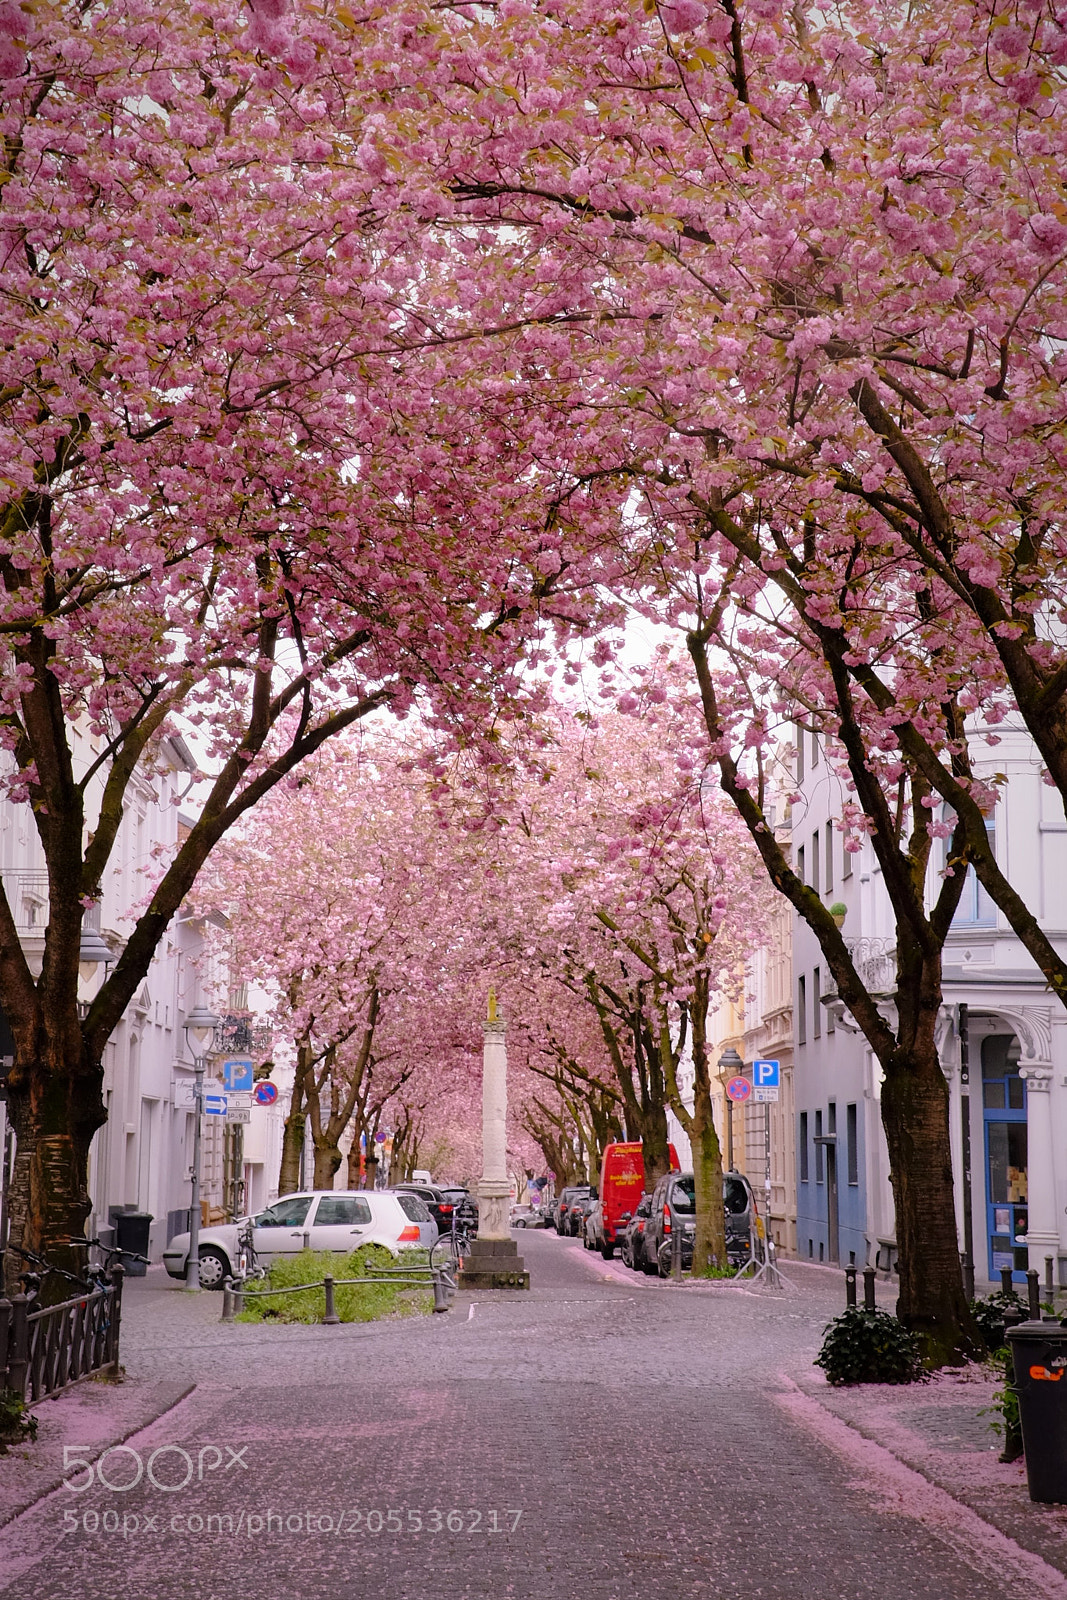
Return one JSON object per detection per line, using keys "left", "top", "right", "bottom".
{"left": 799, "top": 1112, "right": 809, "bottom": 1181}
{"left": 811, "top": 730, "right": 820, "bottom": 767}
{"left": 313, "top": 1195, "right": 372, "bottom": 1226}
{"left": 843, "top": 837, "right": 853, "bottom": 880}
{"left": 797, "top": 974, "right": 807, "bottom": 1045}
{"left": 825, "top": 822, "right": 834, "bottom": 893}
{"left": 398, "top": 1194, "right": 431, "bottom": 1223}
{"left": 813, "top": 967, "right": 822, "bottom": 1039}
{"left": 670, "top": 1176, "right": 696, "bottom": 1214}
{"left": 827, "top": 1101, "right": 836, "bottom": 1136}
{"left": 796, "top": 726, "right": 805, "bottom": 782}
{"left": 815, "top": 1109, "right": 824, "bottom": 1182}
{"left": 847, "top": 1104, "right": 858, "bottom": 1185}
{"left": 811, "top": 831, "right": 820, "bottom": 899}
{"left": 797, "top": 844, "right": 806, "bottom": 886}
{"left": 256, "top": 1196, "right": 313, "bottom": 1228}
{"left": 945, "top": 807, "right": 996, "bottom": 927}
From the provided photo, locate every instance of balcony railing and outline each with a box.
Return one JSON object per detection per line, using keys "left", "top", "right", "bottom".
{"left": 822, "top": 938, "right": 898, "bottom": 1007}
{"left": 0, "top": 869, "right": 50, "bottom": 937}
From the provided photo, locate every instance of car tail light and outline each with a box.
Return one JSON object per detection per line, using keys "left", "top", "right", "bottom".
{"left": 663, "top": 1205, "right": 672, "bottom": 1235}
{"left": 440, "top": 1203, "right": 453, "bottom": 1214}
{"left": 398, "top": 1225, "right": 421, "bottom": 1241}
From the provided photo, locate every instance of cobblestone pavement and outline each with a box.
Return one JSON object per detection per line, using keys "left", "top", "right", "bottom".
{"left": 1, "top": 1231, "right": 1065, "bottom": 1600}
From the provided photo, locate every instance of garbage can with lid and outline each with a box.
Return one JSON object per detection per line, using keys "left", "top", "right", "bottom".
{"left": 113, "top": 1210, "right": 153, "bottom": 1276}
{"left": 1006, "top": 1318, "right": 1067, "bottom": 1502}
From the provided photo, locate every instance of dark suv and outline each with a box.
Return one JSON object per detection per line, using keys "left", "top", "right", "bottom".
{"left": 552, "top": 1185, "right": 591, "bottom": 1234}
{"left": 643, "top": 1171, "right": 754, "bottom": 1277}
{"left": 395, "top": 1183, "right": 477, "bottom": 1237}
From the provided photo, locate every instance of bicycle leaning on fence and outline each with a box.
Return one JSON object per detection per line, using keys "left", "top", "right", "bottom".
{"left": 429, "top": 1218, "right": 474, "bottom": 1277}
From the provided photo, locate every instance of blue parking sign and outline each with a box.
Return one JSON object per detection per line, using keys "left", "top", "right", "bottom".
{"left": 752, "top": 1058, "right": 780, "bottom": 1089}
{"left": 222, "top": 1057, "right": 254, "bottom": 1092}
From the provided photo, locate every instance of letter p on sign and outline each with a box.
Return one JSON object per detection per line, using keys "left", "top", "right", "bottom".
{"left": 753, "top": 1059, "right": 780, "bottom": 1089}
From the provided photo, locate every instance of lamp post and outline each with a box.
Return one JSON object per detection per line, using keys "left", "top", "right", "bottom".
{"left": 718, "top": 1047, "right": 744, "bottom": 1172}
{"left": 183, "top": 1004, "right": 219, "bottom": 1291}
{"left": 77, "top": 922, "right": 112, "bottom": 1018}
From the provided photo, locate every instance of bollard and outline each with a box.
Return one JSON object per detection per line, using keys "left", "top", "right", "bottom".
{"left": 6, "top": 1293, "right": 29, "bottom": 1399}
{"left": 1027, "top": 1267, "right": 1041, "bottom": 1320}
{"left": 671, "top": 1219, "right": 683, "bottom": 1281}
{"left": 961, "top": 1250, "right": 975, "bottom": 1305}
{"left": 1047, "top": 1256, "right": 1055, "bottom": 1301}
{"left": 221, "top": 1279, "right": 234, "bottom": 1323}
{"left": 323, "top": 1275, "right": 339, "bottom": 1325}
{"left": 432, "top": 1271, "right": 450, "bottom": 1313}
{"left": 863, "top": 1266, "right": 876, "bottom": 1312}
{"left": 845, "top": 1265, "right": 857, "bottom": 1307}
{"left": 1001, "top": 1265, "right": 1015, "bottom": 1298}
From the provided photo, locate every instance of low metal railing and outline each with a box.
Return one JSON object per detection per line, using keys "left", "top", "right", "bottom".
{"left": 0, "top": 1267, "right": 123, "bottom": 1403}
{"left": 220, "top": 1263, "right": 455, "bottom": 1324}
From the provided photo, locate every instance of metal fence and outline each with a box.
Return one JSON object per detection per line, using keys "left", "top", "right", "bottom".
{"left": 0, "top": 1267, "right": 124, "bottom": 1403}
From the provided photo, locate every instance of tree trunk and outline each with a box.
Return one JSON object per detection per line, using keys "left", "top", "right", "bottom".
{"left": 278, "top": 1109, "right": 306, "bottom": 1196}
{"left": 363, "top": 1150, "right": 379, "bottom": 1190}
{"left": 312, "top": 1140, "right": 342, "bottom": 1190}
{"left": 345, "top": 1141, "right": 362, "bottom": 1189}
{"left": 631, "top": 1098, "right": 671, "bottom": 1194}
{"left": 4, "top": 1044, "right": 106, "bottom": 1300}
{"left": 881, "top": 1039, "right": 978, "bottom": 1364}
{"left": 691, "top": 1086, "right": 728, "bottom": 1274}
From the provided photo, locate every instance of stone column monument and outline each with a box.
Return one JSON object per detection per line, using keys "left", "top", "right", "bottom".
{"left": 457, "top": 990, "right": 529, "bottom": 1290}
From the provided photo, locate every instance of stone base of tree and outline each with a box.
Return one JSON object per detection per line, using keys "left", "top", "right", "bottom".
{"left": 456, "top": 1237, "right": 530, "bottom": 1290}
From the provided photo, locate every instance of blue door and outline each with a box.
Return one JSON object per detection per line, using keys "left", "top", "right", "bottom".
{"left": 982, "top": 1034, "right": 1028, "bottom": 1281}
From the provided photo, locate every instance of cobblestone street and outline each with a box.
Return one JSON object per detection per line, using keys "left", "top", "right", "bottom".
{"left": 2, "top": 1231, "right": 1066, "bottom": 1600}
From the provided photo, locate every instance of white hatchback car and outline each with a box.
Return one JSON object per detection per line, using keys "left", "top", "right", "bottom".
{"left": 162, "top": 1190, "right": 437, "bottom": 1289}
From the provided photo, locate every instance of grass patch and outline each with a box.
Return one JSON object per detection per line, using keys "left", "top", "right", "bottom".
{"left": 235, "top": 1247, "right": 433, "bottom": 1325}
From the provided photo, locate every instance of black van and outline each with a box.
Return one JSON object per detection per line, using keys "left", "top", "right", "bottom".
{"left": 644, "top": 1170, "right": 755, "bottom": 1276}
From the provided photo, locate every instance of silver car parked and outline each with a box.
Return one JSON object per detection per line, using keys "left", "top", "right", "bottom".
{"left": 162, "top": 1190, "right": 437, "bottom": 1289}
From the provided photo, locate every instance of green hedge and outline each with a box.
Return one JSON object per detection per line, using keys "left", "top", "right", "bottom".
{"left": 234, "top": 1246, "right": 432, "bottom": 1325}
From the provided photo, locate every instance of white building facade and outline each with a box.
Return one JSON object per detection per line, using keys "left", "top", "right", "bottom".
{"left": 0, "top": 733, "right": 287, "bottom": 1263}
{"left": 791, "top": 719, "right": 1067, "bottom": 1289}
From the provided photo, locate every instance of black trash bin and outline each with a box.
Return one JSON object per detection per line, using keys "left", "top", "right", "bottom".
{"left": 1006, "top": 1319, "right": 1067, "bottom": 1502}
{"left": 114, "top": 1211, "right": 153, "bottom": 1276}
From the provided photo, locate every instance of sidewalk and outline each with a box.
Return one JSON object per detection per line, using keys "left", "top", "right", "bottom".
{"left": 791, "top": 1347, "right": 1067, "bottom": 1584}
{"left": 0, "top": 1373, "right": 194, "bottom": 1528}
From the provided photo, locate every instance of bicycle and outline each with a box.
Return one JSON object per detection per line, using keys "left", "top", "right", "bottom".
{"left": 430, "top": 1219, "right": 474, "bottom": 1276}
{"left": 10, "top": 1243, "right": 91, "bottom": 1302}
{"left": 68, "top": 1236, "right": 149, "bottom": 1289}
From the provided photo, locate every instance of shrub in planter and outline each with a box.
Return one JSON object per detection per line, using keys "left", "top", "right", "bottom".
{"left": 970, "top": 1290, "right": 1025, "bottom": 1352}
{"left": 815, "top": 1305, "right": 923, "bottom": 1386}
{"left": 0, "top": 1390, "right": 37, "bottom": 1452}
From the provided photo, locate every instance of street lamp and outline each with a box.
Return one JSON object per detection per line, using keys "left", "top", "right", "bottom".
{"left": 718, "top": 1046, "right": 744, "bottom": 1173}
{"left": 183, "top": 1003, "right": 219, "bottom": 1292}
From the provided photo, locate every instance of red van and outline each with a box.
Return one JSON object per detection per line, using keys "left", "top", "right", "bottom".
{"left": 597, "top": 1142, "right": 680, "bottom": 1259}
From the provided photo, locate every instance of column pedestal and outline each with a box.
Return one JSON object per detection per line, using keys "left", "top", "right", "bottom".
{"left": 457, "top": 1235, "right": 529, "bottom": 1290}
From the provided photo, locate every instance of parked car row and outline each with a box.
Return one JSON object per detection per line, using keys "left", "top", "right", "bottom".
{"left": 163, "top": 1185, "right": 480, "bottom": 1289}
{"left": 561, "top": 1169, "right": 756, "bottom": 1278}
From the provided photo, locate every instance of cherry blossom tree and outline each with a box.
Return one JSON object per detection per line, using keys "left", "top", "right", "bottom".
{"left": 0, "top": 2, "right": 629, "bottom": 1281}
{"left": 350, "top": 0, "right": 1067, "bottom": 1356}
{"left": 475, "top": 702, "right": 774, "bottom": 1272}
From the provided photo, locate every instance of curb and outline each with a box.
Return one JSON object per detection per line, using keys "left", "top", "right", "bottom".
{"left": 0, "top": 1379, "right": 196, "bottom": 1530}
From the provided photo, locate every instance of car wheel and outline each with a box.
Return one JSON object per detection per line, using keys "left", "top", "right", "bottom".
{"left": 641, "top": 1250, "right": 659, "bottom": 1276}
{"left": 197, "top": 1246, "right": 229, "bottom": 1290}
{"left": 600, "top": 1242, "right": 614, "bottom": 1261}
